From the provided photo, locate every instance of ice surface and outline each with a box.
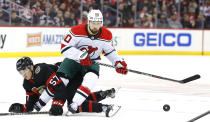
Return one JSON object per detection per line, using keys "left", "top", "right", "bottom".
{"left": 0, "top": 55, "right": 210, "bottom": 122}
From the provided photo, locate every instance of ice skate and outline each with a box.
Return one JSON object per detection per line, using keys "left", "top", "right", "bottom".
{"left": 100, "top": 88, "right": 116, "bottom": 99}
{"left": 66, "top": 103, "right": 78, "bottom": 116}
{"left": 102, "top": 104, "right": 121, "bottom": 117}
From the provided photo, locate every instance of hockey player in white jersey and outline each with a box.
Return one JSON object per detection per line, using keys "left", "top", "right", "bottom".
{"left": 56, "top": 9, "right": 128, "bottom": 115}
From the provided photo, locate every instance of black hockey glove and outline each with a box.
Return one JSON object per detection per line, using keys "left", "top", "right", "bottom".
{"left": 9, "top": 103, "right": 24, "bottom": 113}
{"left": 49, "top": 100, "right": 64, "bottom": 116}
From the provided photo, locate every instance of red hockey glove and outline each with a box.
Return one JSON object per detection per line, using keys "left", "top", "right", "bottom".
{"left": 79, "top": 46, "right": 98, "bottom": 66}
{"left": 115, "top": 61, "right": 128, "bottom": 75}
{"left": 80, "top": 56, "right": 92, "bottom": 66}
{"left": 49, "top": 100, "right": 64, "bottom": 116}
{"left": 79, "top": 50, "right": 92, "bottom": 66}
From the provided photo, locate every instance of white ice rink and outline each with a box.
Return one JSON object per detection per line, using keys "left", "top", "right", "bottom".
{"left": 0, "top": 55, "right": 210, "bottom": 122}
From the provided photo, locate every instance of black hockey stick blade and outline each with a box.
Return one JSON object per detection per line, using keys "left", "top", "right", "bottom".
{"left": 181, "top": 74, "right": 200, "bottom": 83}
{"left": 0, "top": 111, "right": 49, "bottom": 116}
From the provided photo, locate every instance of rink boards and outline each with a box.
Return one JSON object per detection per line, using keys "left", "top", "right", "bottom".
{"left": 0, "top": 27, "right": 209, "bottom": 57}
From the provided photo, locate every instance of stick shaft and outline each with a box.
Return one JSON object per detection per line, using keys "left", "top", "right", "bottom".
{"left": 97, "top": 62, "right": 179, "bottom": 81}
{"left": 97, "top": 62, "right": 195, "bottom": 83}
{"left": 128, "top": 68, "right": 178, "bottom": 82}
{"left": 0, "top": 111, "right": 49, "bottom": 116}
{"left": 187, "top": 111, "right": 210, "bottom": 122}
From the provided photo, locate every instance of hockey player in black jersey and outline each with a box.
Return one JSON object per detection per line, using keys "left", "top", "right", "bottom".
{"left": 9, "top": 57, "right": 117, "bottom": 117}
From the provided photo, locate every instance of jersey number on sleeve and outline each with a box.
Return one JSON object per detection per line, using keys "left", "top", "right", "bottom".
{"left": 64, "top": 34, "right": 72, "bottom": 43}
{"left": 49, "top": 75, "right": 60, "bottom": 86}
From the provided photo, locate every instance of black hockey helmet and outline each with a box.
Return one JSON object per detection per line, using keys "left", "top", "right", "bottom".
{"left": 16, "top": 56, "right": 33, "bottom": 71}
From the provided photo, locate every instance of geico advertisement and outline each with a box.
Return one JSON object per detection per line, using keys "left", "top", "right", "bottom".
{"left": 111, "top": 29, "right": 202, "bottom": 51}
{"left": 0, "top": 27, "right": 69, "bottom": 52}
{"left": 0, "top": 27, "right": 205, "bottom": 53}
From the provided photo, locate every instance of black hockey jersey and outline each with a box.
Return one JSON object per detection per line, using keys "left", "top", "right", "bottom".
{"left": 22, "top": 62, "right": 65, "bottom": 112}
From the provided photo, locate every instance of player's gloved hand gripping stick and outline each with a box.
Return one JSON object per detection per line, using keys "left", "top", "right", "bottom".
{"left": 79, "top": 47, "right": 128, "bottom": 75}
{"left": 79, "top": 46, "right": 98, "bottom": 66}
{"left": 114, "top": 61, "right": 128, "bottom": 75}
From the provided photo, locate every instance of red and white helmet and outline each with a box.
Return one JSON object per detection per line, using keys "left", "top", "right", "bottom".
{"left": 87, "top": 9, "right": 103, "bottom": 26}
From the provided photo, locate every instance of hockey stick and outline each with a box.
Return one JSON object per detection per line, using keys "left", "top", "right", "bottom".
{"left": 96, "top": 62, "right": 200, "bottom": 84}
{"left": 187, "top": 110, "right": 210, "bottom": 122}
{"left": 0, "top": 111, "right": 49, "bottom": 116}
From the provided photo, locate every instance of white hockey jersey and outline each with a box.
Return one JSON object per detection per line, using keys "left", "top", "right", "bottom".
{"left": 61, "top": 23, "right": 121, "bottom": 65}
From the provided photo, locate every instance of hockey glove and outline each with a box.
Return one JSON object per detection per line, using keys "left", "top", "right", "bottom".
{"left": 79, "top": 51, "right": 92, "bottom": 66}
{"left": 9, "top": 103, "right": 25, "bottom": 113}
{"left": 49, "top": 100, "right": 64, "bottom": 116}
{"left": 80, "top": 56, "right": 92, "bottom": 66}
{"left": 115, "top": 61, "right": 128, "bottom": 75}
{"left": 79, "top": 46, "right": 98, "bottom": 66}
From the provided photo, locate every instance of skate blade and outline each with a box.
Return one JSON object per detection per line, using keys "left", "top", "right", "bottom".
{"left": 65, "top": 111, "right": 73, "bottom": 116}
{"left": 107, "top": 105, "right": 121, "bottom": 117}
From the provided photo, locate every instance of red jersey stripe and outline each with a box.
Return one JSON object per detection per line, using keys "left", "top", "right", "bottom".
{"left": 91, "top": 93, "right": 97, "bottom": 102}
{"left": 26, "top": 92, "right": 36, "bottom": 95}
{"left": 89, "top": 100, "right": 92, "bottom": 112}
{"left": 78, "top": 86, "right": 90, "bottom": 95}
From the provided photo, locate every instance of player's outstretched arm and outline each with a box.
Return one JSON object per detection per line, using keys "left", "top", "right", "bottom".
{"left": 9, "top": 90, "right": 40, "bottom": 113}
{"left": 104, "top": 47, "right": 128, "bottom": 75}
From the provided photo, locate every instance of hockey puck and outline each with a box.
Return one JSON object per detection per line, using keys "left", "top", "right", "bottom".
{"left": 163, "top": 104, "right": 170, "bottom": 112}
